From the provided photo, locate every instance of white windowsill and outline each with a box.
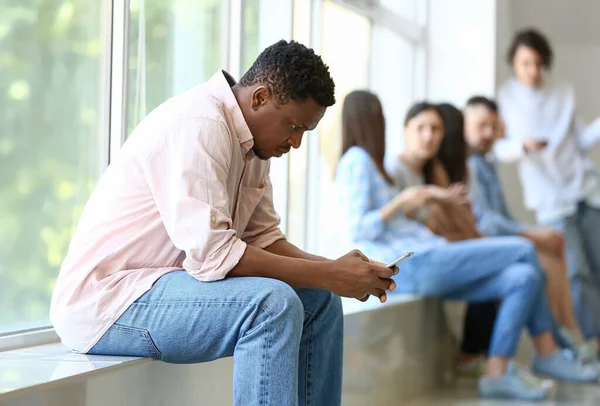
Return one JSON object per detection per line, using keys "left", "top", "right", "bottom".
{"left": 0, "top": 294, "right": 424, "bottom": 401}
{"left": 0, "top": 329, "right": 60, "bottom": 353}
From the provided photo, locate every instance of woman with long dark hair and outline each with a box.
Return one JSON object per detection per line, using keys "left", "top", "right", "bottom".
{"left": 337, "top": 91, "right": 597, "bottom": 401}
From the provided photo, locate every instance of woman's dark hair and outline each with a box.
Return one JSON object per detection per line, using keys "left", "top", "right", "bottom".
{"left": 426, "top": 103, "right": 468, "bottom": 185}
{"left": 507, "top": 28, "right": 553, "bottom": 68}
{"left": 341, "top": 90, "right": 392, "bottom": 183}
{"left": 404, "top": 102, "right": 443, "bottom": 185}
{"left": 404, "top": 102, "right": 440, "bottom": 126}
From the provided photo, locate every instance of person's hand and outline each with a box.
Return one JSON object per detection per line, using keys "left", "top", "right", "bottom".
{"left": 522, "top": 228, "right": 564, "bottom": 255}
{"left": 325, "top": 250, "right": 397, "bottom": 303}
{"left": 523, "top": 137, "right": 548, "bottom": 153}
{"left": 398, "top": 185, "right": 436, "bottom": 207}
{"left": 429, "top": 183, "right": 469, "bottom": 206}
{"left": 447, "top": 183, "right": 470, "bottom": 206}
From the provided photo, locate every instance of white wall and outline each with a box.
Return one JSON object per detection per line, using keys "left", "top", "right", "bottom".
{"left": 426, "top": 0, "right": 497, "bottom": 106}
{"left": 495, "top": 0, "right": 600, "bottom": 222}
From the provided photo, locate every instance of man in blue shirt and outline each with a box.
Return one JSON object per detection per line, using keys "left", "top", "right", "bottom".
{"left": 465, "top": 96, "right": 582, "bottom": 346}
{"left": 466, "top": 97, "right": 563, "bottom": 248}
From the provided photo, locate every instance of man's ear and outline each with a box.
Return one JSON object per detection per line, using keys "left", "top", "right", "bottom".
{"left": 251, "top": 86, "right": 272, "bottom": 111}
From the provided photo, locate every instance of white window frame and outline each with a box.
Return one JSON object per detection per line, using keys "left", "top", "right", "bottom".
{"left": 0, "top": 0, "right": 429, "bottom": 351}
{"left": 304, "top": 0, "right": 428, "bottom": 255}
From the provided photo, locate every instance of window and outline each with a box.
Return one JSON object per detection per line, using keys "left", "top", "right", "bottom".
{"left": 127, "top": 0, "right": 227, "bottom": 133}
{"left": 241, "top": 0, "right": 260, "bottom": 74}
{"left": 314, "top": 1, "right": 370, "bottom": 257}
{"left": 0, "top": 0, "right": 425, "bottom": 341}
{"left": 0, "top": 0, "right": 111, "bottom": 334}
{"left": 286, "top": 0, "right": 312, "bottom": 249}
{"left": 370, "top": 26, "right": 415, "bottom": 154}
{"left": 240, "top": 0, "right": 293, "bottom": 234}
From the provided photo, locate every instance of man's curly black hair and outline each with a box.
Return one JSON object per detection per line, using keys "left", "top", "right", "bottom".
{"left": 239, "top": 40, "right": 336, "bottom": 107}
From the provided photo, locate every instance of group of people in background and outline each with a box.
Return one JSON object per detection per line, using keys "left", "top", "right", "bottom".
{"left": 337, "top": 28, "right": 600, "bottom": 400}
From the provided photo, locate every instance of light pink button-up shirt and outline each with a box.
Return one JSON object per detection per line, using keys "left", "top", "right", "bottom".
{"left": 50, "top": 71, "right": 285, "bottom": 352}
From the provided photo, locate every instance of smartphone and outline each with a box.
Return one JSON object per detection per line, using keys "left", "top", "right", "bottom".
{"left": 386, "top": 251, "right": 414, "bottom": 268}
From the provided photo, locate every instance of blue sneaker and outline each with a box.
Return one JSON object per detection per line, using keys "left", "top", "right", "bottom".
{"left": 532, "top": 349, "right": 599, "bottom": 383}
{"left": 508, "top": 362, "right": 556, "bottom": 391}
{"left": 478, "top": 369, "right": 548, "bottom": 401}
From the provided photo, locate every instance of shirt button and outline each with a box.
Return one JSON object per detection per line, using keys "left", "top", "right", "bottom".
{"left": 211, "top": 215, "right": 216, "bottom": 223}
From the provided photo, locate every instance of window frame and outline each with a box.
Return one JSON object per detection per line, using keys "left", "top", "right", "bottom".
{"left": 1, "top": 0, "right": 428, "bottom": 350}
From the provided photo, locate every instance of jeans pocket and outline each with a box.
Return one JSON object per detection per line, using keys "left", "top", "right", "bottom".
{"left": 88, "top": 323, "right": 162, "bottom": 360}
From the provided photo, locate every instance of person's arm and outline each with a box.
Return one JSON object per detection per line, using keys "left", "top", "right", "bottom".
{"left": 143, "top": 118, "right": 248, "bottom": 282}
{"left": 264, "top": 239, "right": 328, "bottom": 261}
{"left": 576, "top": 115, "right": 600, "bottom": 152}
{"left": 338, "top": 150, "right": 432, "bottom": 241}
{"left": 229, "top": 247, "right": 396, "bottom": 302}
{"left": 337, "top": 152, "right": 387, "bottom": 241}
{"left": 494, "top": 99, "right": 546, "bottom": 162}
{"left": 470, "top": 162, "right": 524, "bottom": 237}
{"left": 380, "top": 186, "right": 436, "bottom": 222}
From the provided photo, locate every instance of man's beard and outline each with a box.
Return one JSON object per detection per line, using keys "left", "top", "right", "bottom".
{"left": 252, "top": 146, "right": 270, "bottom": 161}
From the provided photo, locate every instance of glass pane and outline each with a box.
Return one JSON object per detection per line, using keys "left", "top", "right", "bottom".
{"left": 240, "top": 0, "right": 293, "bottom": 235}
{"left": 370, "top": 26, "right": 415, "bottom": 155}
{"left": 0, "top": 0, "right": 110, "bottom": 333}
{"left": 287, "top": 142, "right": 308, "bottom": 247}
{"left": 316, "top": 1, "right": 370, "bottom": 257}
{"left": 127, "top": 0, "right": 226, "bottom": 133}
{"left": 241, "top": 0, "right": 260, "bottom": 73}
{"left": 286, "top": 0, "right": 312, "bottom": 248}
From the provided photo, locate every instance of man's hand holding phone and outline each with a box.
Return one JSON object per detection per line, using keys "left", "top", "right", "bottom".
{"left": 324, "top": 250, "right": 412, "bottom": 304}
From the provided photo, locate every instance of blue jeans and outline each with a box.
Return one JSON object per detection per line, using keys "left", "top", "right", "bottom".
{"left": 88, "top": 272, "right": 344, "bottom": 406}
{"left": 545, "top": 202, "right": 600, "bottom": 339}
{"left": 394, "top": 236, "right": 554, "bottom": 357}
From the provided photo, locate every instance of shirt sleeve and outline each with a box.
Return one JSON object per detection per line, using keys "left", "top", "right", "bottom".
{"left": 470, "top": 162, "right": 524, "bottom": 236}
{"left": 142, "top": 118, "right": 247, "bottom": 281}
{"left": 576, "top": 115, "right": 600, "bottom": 152}
{"left": 338, "top": 150, "right": 386, "bottom": 242}
{"left": 495, "top": 92, "right": 526, "bottom": 163}
{"left": 241, "top": 164, "right": 286, "bottom": 248}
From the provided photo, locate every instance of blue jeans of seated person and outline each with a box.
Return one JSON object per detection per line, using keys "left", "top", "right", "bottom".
{"left": 544, "top": 202, "right": 600, "bottom": 340}
{"left": 394, "top": 236, "right": 554, "bottom": 357}
{"left": 88, "top": 272, "right": 344, "bottom": 406}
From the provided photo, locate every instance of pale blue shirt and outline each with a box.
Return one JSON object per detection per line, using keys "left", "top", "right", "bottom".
{"left": 336, "top": 147, "right": 446, "bottom": 264}
{"left": 469, "top": 153, "right": 524, "bottom": 236}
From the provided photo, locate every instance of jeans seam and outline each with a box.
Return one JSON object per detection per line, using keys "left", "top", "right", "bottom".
{"left": 132, "top": 299, "right": 265, "bottom": 307}
{"left": 304, "top": 315, "right": 313, "bottom": 406}
{"left": 261, "top": 311, "right": 271, "bottom": 405}
{"left": 111, "top": 323, "right": 162, "bottom": 360}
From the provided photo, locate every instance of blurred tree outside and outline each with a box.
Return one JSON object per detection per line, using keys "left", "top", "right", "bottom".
{"left": 0, "top": 0, "right": 234, "bottom": 334}
{"left": 0, "top": 0, "right": 105, "bottom": 333}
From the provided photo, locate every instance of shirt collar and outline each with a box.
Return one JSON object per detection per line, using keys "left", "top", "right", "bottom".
{"left": 208, "top": 70, "right": 255, "bottom": 155}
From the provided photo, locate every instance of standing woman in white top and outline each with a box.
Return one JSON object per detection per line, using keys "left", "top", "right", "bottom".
{"left": 497, "top": 28, "right": 600, "bottom": 350}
